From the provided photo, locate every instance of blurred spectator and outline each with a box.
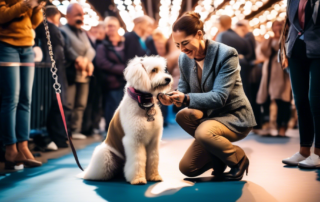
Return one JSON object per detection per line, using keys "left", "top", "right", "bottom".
{"left": 216, "top": 15, "right": 253, "bottom": 101}
{"left": 95, "top": 16, "right": 126, "bottom": 131}
{"left": 0, "top": 0, "right": 45, "bottom": 169}
{"left": 256, "top": 21, "right": 292, "bottom": 137}
{"left": 60, "top": 3, "right": 96, "bottom": 139}
{"left": 235, "top": 20, "right": 263, "bottom": 130}
{"left": 82, "top": 23, "right": 106, "bottom": 135}
{"left": 124, "top": 15, "right": 158, "bottom": 64}
{"left": 87, "top": 22, "right": 105, "bottom": 48}
{"left": 34, "top": 6, "right": 69, "bottom": 147}
{"left": 45, "top": 5, "right": 61, "bottom": 26}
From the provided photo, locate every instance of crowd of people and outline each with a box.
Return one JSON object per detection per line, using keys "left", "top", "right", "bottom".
{"left": 0, "top": 0, "right": 319, "bottom": 172}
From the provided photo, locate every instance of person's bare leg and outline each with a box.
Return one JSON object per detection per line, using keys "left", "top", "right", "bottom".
{"left": 314, "top": 147, "right": 320, "bottom": 156}
{"left": 300, "top": 146, "right": 311, "bottom": 157}
{"left": 17, "top": 141, "right": 34, "bottom": 160}
{"left": 5, "top": 144, "right": 18, "bottom": 162}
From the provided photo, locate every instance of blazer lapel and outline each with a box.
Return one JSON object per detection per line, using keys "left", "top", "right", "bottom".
{"left": 201, "top": 40, "right": 218, "bottom": 90}
{"left": 289, "top": 0, "right": 302, "bottom": 31}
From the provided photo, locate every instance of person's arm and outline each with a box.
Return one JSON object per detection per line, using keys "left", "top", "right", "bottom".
{"left": 177, "top": 55, "right": 190, "bottom": 94}
{"left": 260, "top": 38, "right": 272, "bottom": 58}
{"left": 95, "top": 44, "right": 125, "bottom": 75}
{"left": 31, "top": 5, "right": 44, "bottom": 29}
{"left": 188, "top": 49, "right": 239, "bottom": 110}
{"left": 84, "top": 45, "right": 96, "bottom": 62}
{"left": 0, "top": 0, "right": 30, "bottom": 24}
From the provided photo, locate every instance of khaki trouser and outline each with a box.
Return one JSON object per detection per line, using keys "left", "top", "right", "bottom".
{"left": 176, "top": 108, "right": 252, "bottom": 177}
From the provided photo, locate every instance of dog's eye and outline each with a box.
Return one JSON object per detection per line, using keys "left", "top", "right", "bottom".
{"left": 152, "top": 68, "right": 158, "bottom": 73}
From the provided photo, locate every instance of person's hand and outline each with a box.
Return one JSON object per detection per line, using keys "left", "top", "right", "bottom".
{"left": 24, "top": 0, "right": 39, "bottom": 9}
{"left": 170, "top": 91, "right": 185, "bottom": 106}
{"left": 75, "top": 56, "right": 88, "bottom": 71}
{"left": 37, "top": 1, "right": 46, "bottom": 9}
{"left": 86, "top": 62, "right": 94, "bottom": 76}
{"left": 157, "top": 93, "right": 173, "bottom": 106}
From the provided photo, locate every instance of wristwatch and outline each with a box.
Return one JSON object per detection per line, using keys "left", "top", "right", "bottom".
{"left": 183, "top": 94, "right": 189, "bottom": 106}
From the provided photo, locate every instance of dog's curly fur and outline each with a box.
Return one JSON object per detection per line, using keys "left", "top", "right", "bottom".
{"left": 78, "top": 56, "right": 173, "bottom": 184}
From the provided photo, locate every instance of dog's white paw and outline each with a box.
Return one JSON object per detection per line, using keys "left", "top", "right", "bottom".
{"left": 147, "top": 174, "right": 162, "bottom": 182}
{"left": 130, "top": 177, "right": 147, "bottom": 185}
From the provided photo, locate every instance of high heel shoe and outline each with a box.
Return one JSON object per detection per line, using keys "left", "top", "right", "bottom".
{"left": 211, "top": 155, "right": 227, "bottom": 177}
{"left": 224, "top": 155, "right": 249, "bottom": 181}
{"left": 17, "top": 159, "right": 42, "bottom": 168}
{"left": 4, "top": 160, "right": 24, "bottom": 171}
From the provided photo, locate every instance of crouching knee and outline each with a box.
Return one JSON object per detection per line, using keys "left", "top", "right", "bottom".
{"left": 179, "top": 159, "right": 199, "bottom": 177}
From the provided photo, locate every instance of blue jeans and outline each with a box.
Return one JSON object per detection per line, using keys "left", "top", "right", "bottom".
{"left": 0, "top": 42, "right": 34, "bottom": 146}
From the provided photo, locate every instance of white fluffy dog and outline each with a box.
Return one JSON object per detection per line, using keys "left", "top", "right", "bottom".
{"left": 79, "top": 56, "right": 173, "bottom": 185}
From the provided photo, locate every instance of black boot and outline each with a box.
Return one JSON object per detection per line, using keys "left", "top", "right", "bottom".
{"left": 224, "top": 146, "right": 249, "bottom": 181}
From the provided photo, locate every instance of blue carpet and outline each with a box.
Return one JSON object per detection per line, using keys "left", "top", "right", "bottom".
{"left": 1, "top": 124, "right": 319, "bottom": 202}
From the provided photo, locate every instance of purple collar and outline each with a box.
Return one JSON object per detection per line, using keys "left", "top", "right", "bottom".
{"left": 127, "top": 87, "right": 154, "bottom": 110}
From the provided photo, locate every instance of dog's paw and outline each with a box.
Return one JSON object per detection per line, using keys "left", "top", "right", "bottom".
{"left": 147, "top": 174, "right": 163, "bottom": 182}
{"left": 130, "top": 177, "right": 147, "bottom": 185}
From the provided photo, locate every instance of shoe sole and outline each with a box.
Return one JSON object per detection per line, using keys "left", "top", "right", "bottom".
{"left": 298, "top": 164, "right": 320, "bottom": 169}
{"left": 282, "top": 160, "right": 298, "bottom": 166}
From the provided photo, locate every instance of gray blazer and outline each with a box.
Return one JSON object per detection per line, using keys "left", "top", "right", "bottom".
{"left": 178, "top": 39, "right": 256, "bottom": 134}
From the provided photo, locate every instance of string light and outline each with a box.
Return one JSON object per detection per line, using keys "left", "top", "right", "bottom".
{"left": 115, "top": 0, "right": 144, "bottom": 32}
{"left": 53, "top": 0, "right": 99, "bottom": 31}
{"left": 158, "top": 0, "right": 183, "bottom": 38}
{"left": 202, "top": 0, "right": 287, "bottom": 39}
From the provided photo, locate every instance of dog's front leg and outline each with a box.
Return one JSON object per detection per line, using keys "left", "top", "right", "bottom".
{"left": 146, "top": 137, "right": 162, "bottom": 182}
{"left": 123, "top": 136, "right": 147, "bottom": 185}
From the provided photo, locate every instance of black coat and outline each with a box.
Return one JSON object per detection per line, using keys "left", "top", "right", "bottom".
{"left": 286, "top": 0, "right": 320, "bottom": 58}
{"left": 124, "top": 31, "right": 158, "bottom": 64}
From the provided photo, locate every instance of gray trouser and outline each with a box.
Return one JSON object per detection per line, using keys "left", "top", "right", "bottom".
{"left": 67, "top": 82, "right": 89, "bottom": 133}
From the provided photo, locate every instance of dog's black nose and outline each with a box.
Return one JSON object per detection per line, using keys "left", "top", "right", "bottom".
{"left": 165, "top": 78, "right": 171, "bottom": 83}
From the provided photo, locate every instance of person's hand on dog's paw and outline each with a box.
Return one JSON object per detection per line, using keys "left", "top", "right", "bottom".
{"left": 170, "top": 91, "right": 185, "bottom": 107}
{"left": 157, "top": 93, "right": 173, "bottom": 106}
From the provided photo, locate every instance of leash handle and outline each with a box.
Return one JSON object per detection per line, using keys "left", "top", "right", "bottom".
{"left": 42, "top": 8, "right": 83, "bottom": 171}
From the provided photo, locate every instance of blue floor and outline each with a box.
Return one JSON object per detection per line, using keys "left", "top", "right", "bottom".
{"left": 1, "top": 123, "right": 320, "bottom": 202}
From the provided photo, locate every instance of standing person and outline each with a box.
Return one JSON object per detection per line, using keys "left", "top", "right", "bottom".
{"left": 216, "top": 15, "right": 253, "bottom": 101}
{"left": 35, "top": 6, "right": 69, "bottom": 148}
{"left": 82, "top": 22, "right": 105, "bottom": 135}
{"left": 124, "top": 15, "right": 157, "bottom": 64}
{"left": 95, "top": 16, "right": 126, "bottom": 131}
{"left": 282, "top": 0, "right": 320, "bottom": 168}
{"left": 60, "top": 3, "right": 95, "bottom": 139}
{"left": 159, "top": 12, "right": 256, "bottom": 181}
{"left": 256, "top": 21, "right": 292, "bottom": 137}
{"left": 0, "top": 0, "right": 45, "bottom": 169}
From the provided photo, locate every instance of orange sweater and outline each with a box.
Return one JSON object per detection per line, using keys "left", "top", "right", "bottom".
{"left": 0, "top": 0, "right": 43, "bottom": 47}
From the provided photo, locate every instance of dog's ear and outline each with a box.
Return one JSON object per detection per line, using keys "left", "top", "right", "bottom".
{"left": 124, "top": 62, "right": 151, "bottom": 91}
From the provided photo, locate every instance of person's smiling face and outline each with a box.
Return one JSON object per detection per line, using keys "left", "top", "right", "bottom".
{"left": 172, "top": 30, "right": 201, "bottom": 59}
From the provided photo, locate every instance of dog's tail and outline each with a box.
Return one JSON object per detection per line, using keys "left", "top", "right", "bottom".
{"left": 77, "top": 143, "right": 118, "bottom": 181}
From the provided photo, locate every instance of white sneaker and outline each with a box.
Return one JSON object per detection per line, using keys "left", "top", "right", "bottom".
{"left": 282, "top": 152, "right": 307, "bottom": 166}
{"left": 298, "top": 154, "right": 320, "bottom": 168}
{"left": 72, "top": 133, "right": 87, "bottom": 140}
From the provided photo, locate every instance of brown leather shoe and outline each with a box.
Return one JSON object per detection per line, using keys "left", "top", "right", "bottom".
{"left": 18, "top": 159, "right": 42, "bottom": 168}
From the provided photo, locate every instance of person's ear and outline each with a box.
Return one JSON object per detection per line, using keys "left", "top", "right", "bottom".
{"left": 197, "top": 30, "right": 203, "bottom": 39}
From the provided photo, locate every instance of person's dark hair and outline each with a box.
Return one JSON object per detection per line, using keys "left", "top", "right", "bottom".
{"left": 45, "top": 6, "right": 60, "bottom": 18}
{"left": 172, "top": 12, "right": 205, "bottom": 36}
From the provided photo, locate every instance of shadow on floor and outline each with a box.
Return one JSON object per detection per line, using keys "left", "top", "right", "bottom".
{"left": 83, "top": 177, "right": 277, "bottom": 202}
{"left": 250, "top": 134, "right": 291, "bottom": 145}
{"left": 84, "top": 177, "right": 245, "bottom": 202}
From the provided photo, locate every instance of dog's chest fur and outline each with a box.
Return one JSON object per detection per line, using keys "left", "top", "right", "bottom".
{"left": 105, "top": 93, "right": 163, "bottom": 157}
